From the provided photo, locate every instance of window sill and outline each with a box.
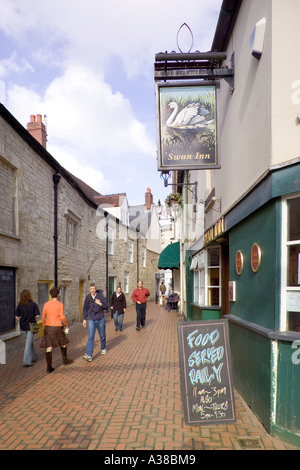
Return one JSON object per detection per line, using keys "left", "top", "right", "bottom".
{"left": 0, "top": 330, "right": 21, "bottom": 341}
{"left": 226, "top": 314, "right": 300, "bottom": 342}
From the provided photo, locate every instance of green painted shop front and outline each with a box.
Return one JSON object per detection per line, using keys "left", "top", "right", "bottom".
{"left": 225, "top": 164, "right": 300, "bottom": 446}
{"left": 187, "top": 163, "right": 300, "bottom": 446}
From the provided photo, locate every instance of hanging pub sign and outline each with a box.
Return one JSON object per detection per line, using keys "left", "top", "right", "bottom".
{"left": 156, "top": 82, "right": 219, "bottom": 171}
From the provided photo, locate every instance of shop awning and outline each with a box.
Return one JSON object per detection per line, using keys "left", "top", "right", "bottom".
{"left": 158, "top": 241, "right": 180, "bottom": 270}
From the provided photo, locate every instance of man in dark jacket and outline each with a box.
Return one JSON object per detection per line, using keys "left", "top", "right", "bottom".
{"left": 82, "top": 283, "right": 108, "bottom": 361}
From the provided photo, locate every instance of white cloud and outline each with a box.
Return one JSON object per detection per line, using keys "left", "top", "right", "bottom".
{"left": 0, "top": 0, "right": 222, "bottom": 76}
{"left": 5, "top": 64, "right": 155, "bottom": 193}
{"left": 47, "top": 144, "right": 111, "bottom": 195}
{"left": 0, "top": 0, "right": 223, "bottom": 202}
{"left": 0, "top": 51, "right": 34, "bottom": 79}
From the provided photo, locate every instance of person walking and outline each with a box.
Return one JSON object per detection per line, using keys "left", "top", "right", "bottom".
{"left": 15, "top": 289, "right": 40, "bottom": 367}
{"left": 159, "top": 281, "right": 166, "bottom": 305}
{"left": 131, "top": 280, "right": 150, "bottom": 331}
{"left": 82, "top": 283, "right": 108, "bottom": 361}
{"left": 39, "top": 287, "right": 73, "bottom": 373}
{"left": 111, "top": 286, "right": 126, "bottom": 331}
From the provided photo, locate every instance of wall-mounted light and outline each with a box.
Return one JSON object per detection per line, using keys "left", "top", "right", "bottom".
{"left": 160, "top": 171, "right": 198, "bottom": 203}
{"left": 160, "top": 171, "right": 171, "bottom": 187}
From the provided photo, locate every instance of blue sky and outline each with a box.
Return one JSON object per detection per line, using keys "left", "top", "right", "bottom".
{"left": 0, "top": 0, "right": 222, "bottom": 205}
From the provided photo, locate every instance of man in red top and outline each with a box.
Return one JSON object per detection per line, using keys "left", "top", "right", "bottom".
{"left": 131, "top": 280, "right": 150, "bottom": 331}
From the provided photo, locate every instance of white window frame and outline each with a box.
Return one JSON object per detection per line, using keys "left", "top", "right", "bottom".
{"left": 124, "top": 272, "right": 129, "bottom": 294}
{"left": 280, "top": 194, "right": 300, "bottom": 331}
{"left": 192, "top": 247, "right": 221, "bottom": 307}
{"left": 65, "top": 211, "right": 80, "bottom": 248}
{"left": 108, "top": 227, "right": 114, "bottom": 255}
{"left": 142, "top": 248, "right": 146, "bottom": 268}
{"left": 66, "top": 218, "right": 77, "bottom": 247}
{"left": 128, "top": 240, "right": 133, "bottom": 263}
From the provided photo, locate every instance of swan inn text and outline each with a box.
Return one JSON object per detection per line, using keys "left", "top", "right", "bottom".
{"left": 168, "top": 152, "right": 212, "bottom": 161}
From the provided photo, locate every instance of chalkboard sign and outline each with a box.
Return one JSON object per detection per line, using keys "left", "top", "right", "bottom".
{"left": 178, "top": 318, "right": 235, "bottom": 425}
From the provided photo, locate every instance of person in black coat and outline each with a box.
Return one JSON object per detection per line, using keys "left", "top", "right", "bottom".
{"left": 15, "top": 289, "right": 40, "bottom": 367}
{"left": 110, "top": 286, "right": 126, "bottom": 331}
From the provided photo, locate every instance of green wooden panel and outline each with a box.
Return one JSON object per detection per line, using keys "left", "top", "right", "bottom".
{"left": 275, "top": 340, "right": 300, "bottom": 432}
{"left": 229, "top": 322, "right": 271, "bottom": 431}
{"left": 191, "top": 305, "right": 221, "bottom": 321}
{"left": 229, "top": 202, "right": 277, "bottom": 330}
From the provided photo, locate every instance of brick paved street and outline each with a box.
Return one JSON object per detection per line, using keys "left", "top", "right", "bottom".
{"left": 0, "top": 302, "right": 297, "bottom": 451}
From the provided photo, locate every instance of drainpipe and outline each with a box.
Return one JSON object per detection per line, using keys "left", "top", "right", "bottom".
{"left": 53, "top": 173, "right": 61, "bottom": 288}
{"left": 184, "top": 171, "right": 192, "bottom": 320}
{"left": 136, "top": 227, "right": 140, "bottom": 281}
{"left": 104, "top": 211, "right": 109, "bottom": 301}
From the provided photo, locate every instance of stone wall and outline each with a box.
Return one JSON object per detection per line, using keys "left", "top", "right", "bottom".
{"left": 0, "top": 111, "right": 161, "bottom": 352}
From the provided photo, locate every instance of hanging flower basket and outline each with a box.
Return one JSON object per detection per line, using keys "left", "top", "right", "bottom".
{"left": 165, "top": 193, "right": 183, "bottom": 208}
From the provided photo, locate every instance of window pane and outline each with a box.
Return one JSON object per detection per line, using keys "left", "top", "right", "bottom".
{"left": 199, "top": 270, "right": 205, "bottom": 305}
{"left": 288, "top": 246, "right": 300, "bottom": 286}
{"left": 208, "top": 248, "right": 219, "bottom": 266}
{"left": 287, "top": 312, "right": 300, "bottom": 332}
{"left": 288, "top": 197, "right": 300, "bottom": 241}
{"left": 208, "top": 267, "right": 219, "bottom": 286}
{"left": 208, "top": 287, "right": 219, "bottom": 306}
{"left": 193, "top": 270, "right": 199, "bottom": 303}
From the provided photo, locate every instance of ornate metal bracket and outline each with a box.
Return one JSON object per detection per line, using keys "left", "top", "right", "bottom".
{"left": 154, "top": 24, "right": 234, "bottom": 90}
{"left": 160, "top": 171, "right": 198, "bottom": 203}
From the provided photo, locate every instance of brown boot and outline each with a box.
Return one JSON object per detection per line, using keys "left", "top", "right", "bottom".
{"left": 61, "top": 347, "right": 73, "bottom": 365}
{"left": 45, "top": 352, "right": 55, "bottom": 373}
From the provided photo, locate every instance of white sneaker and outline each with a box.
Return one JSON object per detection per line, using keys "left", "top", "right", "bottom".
{"left": 101, "top": 349, "right": 107, "bottom": 355}
{"left": 83, "top": 354, "right": 92, "bottom": 362}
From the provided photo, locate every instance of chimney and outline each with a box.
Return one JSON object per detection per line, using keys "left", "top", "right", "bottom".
{"left": 145, "top": 188, "right": 153, "bottom": 210}
{"left": 27, "top": 114, "right": 47, "bottom": 148}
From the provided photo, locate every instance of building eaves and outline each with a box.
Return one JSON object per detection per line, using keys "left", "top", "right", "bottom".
{"left": 211, "top": 0, "right": 242, "bottom": 53}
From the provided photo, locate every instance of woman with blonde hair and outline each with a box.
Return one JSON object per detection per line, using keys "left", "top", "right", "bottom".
{"left": 15, "top": 289, "right": 40, "bottom": 367}
{"left": 40, "top": 287, "right": 73, "bottom": 373}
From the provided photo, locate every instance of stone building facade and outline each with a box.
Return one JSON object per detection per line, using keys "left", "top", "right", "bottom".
{"left": 0, "top": 104, "right": 160, "bottom": 351}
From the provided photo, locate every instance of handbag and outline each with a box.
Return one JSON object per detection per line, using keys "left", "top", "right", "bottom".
{"left": 29, "top": 322, "right": 39, "bottom": 334}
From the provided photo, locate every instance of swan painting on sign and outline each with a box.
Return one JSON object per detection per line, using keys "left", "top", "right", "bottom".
{"left": 156, "top": 83, "right": 219, "bottom": 170}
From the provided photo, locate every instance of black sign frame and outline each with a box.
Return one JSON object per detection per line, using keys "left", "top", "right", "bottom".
{"left": 156, "top": 81, "right": 220, "bottom": 171}
{"left": 178, "top": 318, "right": 235, "bottom": 425}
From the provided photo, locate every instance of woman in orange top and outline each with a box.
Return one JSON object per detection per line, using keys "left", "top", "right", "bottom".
{"left": 40, "top": 287, "right": 73, "bottom": 373}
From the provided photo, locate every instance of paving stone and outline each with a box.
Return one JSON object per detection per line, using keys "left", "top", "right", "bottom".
{"left": 0, "top": 303, "right": 298, "bottom": 450}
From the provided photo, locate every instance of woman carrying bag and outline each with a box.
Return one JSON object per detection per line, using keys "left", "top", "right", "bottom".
{"left": 110, "top": 286, "right": 126, "bottom": 332}
{"left": 15, "top": 289, "right": 40, "bottom": 367}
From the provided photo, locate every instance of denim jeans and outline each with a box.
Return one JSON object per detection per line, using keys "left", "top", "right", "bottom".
{"left": 113, "top": 311, "right": 124, "bottom": 330}
{"left": 86, "top": 318, "right": 106, "bottom": 356}
{"left": 136, "top": 303, "right": 146, "bottom": 328}
{"left": 22, "top": 330, "right": 38, "bottom": 366}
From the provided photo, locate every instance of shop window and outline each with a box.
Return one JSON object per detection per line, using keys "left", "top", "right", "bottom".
{"left": 192, "top": 247, "right": 220, "bottom": 306}
{"left": 283, "top": 196, "right": 300, "bottom": 331}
